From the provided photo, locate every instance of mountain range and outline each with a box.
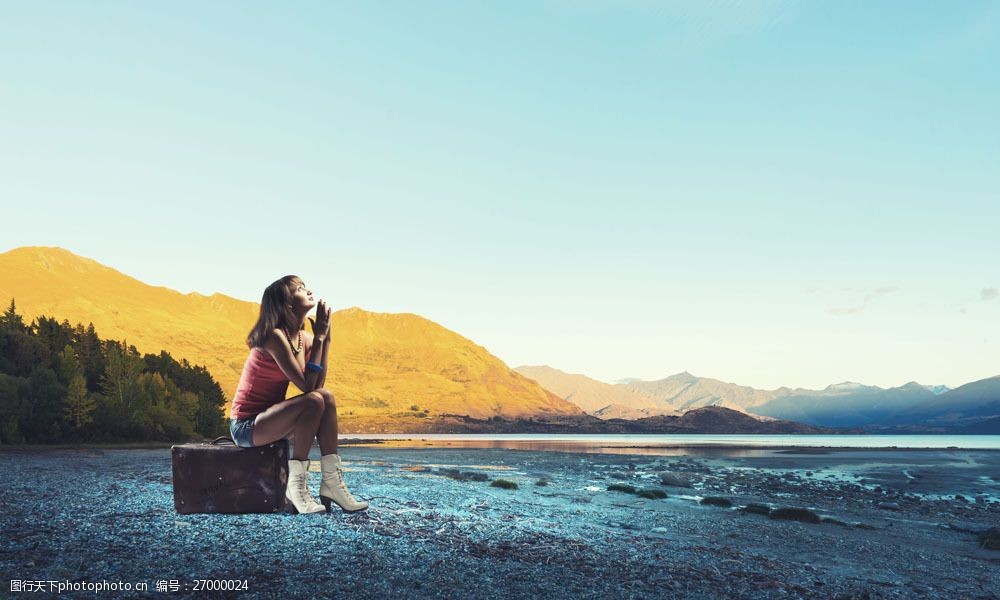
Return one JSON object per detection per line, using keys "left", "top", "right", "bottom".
{"left": 515, "top": 366, "right": 1000, "bottom": 433}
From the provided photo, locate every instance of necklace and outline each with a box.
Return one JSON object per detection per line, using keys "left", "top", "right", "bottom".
{"left": 283, "top": 328, "right": 302, "bottom": 356}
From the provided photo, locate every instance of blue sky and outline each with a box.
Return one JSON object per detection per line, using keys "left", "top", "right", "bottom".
{"left": 2, "top": 1, "right": 998, "bottom": 389}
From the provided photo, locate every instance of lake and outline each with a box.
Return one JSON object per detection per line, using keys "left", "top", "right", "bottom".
{"left": 342, "top": 433, "right": 1000, "bottom": 455}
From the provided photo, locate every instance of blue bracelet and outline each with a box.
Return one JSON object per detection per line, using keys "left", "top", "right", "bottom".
{"left": 306, "top": 362, "right": 324, "bottom": 373}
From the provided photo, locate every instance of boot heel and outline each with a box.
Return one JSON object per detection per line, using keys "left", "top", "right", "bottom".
{"left": 321, "top": 494, "right": 367, "bottom": 513}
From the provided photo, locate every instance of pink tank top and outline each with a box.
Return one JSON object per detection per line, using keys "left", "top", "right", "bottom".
{"left": 230, "top": 347, "right": 296, "bottom": 419}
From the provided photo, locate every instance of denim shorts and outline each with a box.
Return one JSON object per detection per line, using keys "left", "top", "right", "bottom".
{"left": 230, "top": 416, "right": 257, "bottom": 448}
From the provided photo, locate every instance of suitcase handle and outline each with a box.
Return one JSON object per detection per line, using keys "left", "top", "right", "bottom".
{"left": 210, "top": 436, "right": 236, "bottom": 445}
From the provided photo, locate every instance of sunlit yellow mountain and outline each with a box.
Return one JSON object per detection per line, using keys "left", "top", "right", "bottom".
{"left": 0, "top": 246, "right": 582, "bottom": 428}
{"left": 515, "top": 365, "right": 679, "bottom": 419}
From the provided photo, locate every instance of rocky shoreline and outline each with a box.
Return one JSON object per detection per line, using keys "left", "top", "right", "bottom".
{"left": 1, "top": 445, "right": 997, "bottom": 599}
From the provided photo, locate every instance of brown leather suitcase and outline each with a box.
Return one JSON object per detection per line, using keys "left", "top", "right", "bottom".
{"left": 171, "top": 436, "right": 289, "bottom": 514}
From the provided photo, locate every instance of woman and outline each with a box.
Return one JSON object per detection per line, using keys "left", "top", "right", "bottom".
{"left": 229, "top": 275, "right": 368, "bottom": 514}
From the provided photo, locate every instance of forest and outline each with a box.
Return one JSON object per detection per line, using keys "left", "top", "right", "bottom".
{"left": 0, "top": 299, "right": 227, "bottom": 443}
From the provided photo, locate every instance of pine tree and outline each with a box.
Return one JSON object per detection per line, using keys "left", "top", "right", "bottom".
{"left": 56, "top": 344, "right": 83, "bottom": 386}
{"left": 0, "top": 298, "right": 25, "bottom": 332}
{"left": 59, "top": 342, "right": 96, "bottom": 430}
{"left": 63, "top": 374, "right": 95, "bottom": 430}
{"left": 75, "top": 323, "right": 104, "bottom": 391}
{"left": 100, "top": 340, "right": 143, "bottom": 412}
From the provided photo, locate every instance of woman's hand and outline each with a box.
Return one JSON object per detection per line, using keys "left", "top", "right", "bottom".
{"left": 308, "top": 299, "right": 332, "bottom": 340}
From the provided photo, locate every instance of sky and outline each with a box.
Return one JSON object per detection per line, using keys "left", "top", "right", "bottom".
{"left": 1, "top": 1, "right": 998, "bottom": 390}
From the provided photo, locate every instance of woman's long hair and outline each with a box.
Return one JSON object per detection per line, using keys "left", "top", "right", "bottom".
{"left": 247, "top": 275, "right": 304, "bottom": 348}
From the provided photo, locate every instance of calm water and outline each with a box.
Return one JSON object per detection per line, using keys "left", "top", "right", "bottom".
{"left": 343, "top": 433, "right": 1000, "bottom": 451}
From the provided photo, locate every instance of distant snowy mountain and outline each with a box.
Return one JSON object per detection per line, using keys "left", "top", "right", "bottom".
{"left": 879, "top": 376, "right": 1000, "bottom": 428}
{"left": 824, "top": 382, "right": 871, "bottom": 392}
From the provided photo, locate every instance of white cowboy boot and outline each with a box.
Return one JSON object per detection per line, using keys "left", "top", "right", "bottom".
{"left": 285, "top": 458, "right": 326, "bottom": 514}
{"left": 319, "top": 453, "right": 369, "bottom": 512}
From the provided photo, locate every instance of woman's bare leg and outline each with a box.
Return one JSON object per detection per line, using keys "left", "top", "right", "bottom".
{"left": 316, "top": 388, "right": 338, "bottom": 455}
{"left": 252, "top": 391, "right": 324, "bottom": 460}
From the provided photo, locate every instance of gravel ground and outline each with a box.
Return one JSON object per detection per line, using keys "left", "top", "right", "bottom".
{"left": 1, "top": 445, "right": 998, "bottom": 599}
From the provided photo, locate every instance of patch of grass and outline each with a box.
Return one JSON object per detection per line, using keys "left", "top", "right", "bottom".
{"left": 740, "top": 503, "right": 771, "bottom": 515}
{"left": 699, "top": 496, "right": 733, "bottom": 507}
{"left": 769, "top": 507, "right": 821, "bottom": 524}
{"left": 490, "top": 478, "right": 518, "bottom": 490}
{"left": 608, "top": 484, "right": 639, "bottom": 494}
{"left": 638, "top": 489, "right": 668, "bottom": 500}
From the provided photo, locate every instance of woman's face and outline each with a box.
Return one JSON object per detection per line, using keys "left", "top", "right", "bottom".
{"left": 288, "top": 280, "right": 316, "bottom": 311}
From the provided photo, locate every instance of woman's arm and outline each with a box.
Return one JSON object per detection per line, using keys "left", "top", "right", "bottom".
{"left": 306, "top": 300, "right": 333, "bottom": 389}
{"left": 316, "top": 330, "right": 331, "bottom": 388}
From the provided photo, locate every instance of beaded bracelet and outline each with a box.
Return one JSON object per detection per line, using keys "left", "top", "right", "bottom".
{"left": 306, "top": 362, "right": 324, "bottom": 373}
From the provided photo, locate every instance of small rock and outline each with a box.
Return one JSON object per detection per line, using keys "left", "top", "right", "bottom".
{"left": 741, "top": 503, "right": 771, "bottom": 516}
{"left": 439, "top": 468, "right": 488, "bottom": 482}
{"left": 657, "top": 471, "right": 693, "bottom": 488}
{"left": 638, "top": 489, "right": 668, "bottom": 500}
{"left": 700, "top": 496, "right": 732, "bottom": 508}
{"left": 978, "top": 527, "right": 1000, "bottom": 550}
{"left": 877, "top": 502, "right": 900, "bottom": 511}
{"left": 608, "top": 484, "right": 638, "bottom": 494}
{"left": 490, "top": 479, "right": 518, "bottom": 490}
{"left": 769, "top": 507, "right": 821, "bottom": 524}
